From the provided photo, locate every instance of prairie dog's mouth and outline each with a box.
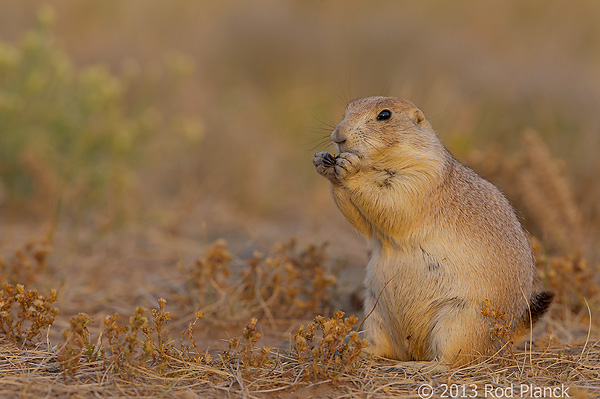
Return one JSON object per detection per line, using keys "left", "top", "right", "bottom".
{"left": 333, "top": 141, "right": 343, "bottom": 153}
{"left": 334, "top": 141, "right": 355, "bottom": 155}
{"left": 334, "top": 143, "right": 365, "bottom": 159}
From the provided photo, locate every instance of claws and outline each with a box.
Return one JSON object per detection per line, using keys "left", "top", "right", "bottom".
{"left": 322, "top": 152, "right": 338, "bottom": 167}
{"left": 314, "top": 151, "right": 359, "bottom": 181}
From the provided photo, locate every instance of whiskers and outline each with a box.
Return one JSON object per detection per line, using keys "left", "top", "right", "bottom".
{"left": 305, "top": 117, "right": 335, "bottom": 153}
{"left": 362, "top": 134, "right": 386, "bottom": 158}
{"left": 306, "top": 136, "right": 334, "bottom": 152}
{"left": 304, "top": 128, "right": 333, "bottom": 152}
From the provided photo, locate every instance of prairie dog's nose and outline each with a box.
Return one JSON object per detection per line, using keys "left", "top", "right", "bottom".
{"left": 331, "top": 126, "right": 347, "bottom": 144}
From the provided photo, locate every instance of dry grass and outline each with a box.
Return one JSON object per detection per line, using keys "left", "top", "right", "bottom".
{"left": 1, "top": 336, "right": 599, "bottom": 398}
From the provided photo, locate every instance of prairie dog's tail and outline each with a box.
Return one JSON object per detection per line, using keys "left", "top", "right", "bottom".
{"left": 514, "top": 291, "right": 555, "bottom": 342}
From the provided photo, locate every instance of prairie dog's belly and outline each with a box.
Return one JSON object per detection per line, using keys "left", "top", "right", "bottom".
{"left": 364, "top": 246, "right": 455, "bottom": 358}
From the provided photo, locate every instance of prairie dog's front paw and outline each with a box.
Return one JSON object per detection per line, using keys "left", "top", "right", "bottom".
{"left": 313, "top": 151, "right": 337, "bottom": 181}
{"left": 334, "top": 152, "right": 361, "bottom": 179}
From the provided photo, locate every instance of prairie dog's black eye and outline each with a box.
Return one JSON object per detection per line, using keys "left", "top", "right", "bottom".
{"left": 377, "top": 109, "right": 391, "bottom": 120}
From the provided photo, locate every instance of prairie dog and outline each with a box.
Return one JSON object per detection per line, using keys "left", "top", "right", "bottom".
{"left": 313, "top": 97, "right": 553, "bottom": 366}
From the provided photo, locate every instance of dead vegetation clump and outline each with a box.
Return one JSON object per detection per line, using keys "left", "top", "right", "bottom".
{"left": 481, "top": 298, "right": 518, "bottom": 363}
{"left": 220, "top": 318, "right": 273, "bottom": 378}
{"left": 0, "top": 237, "right": 52, "bottom": 285}
{"left": 481, "top": 299, "right": 514, "bottom": 345}
{"left": 58, "top": 312, "right": 99, "bottom": 378}
{"left": 0, "top": 237, "right": 60, "bottom": 348}
{"left": 240, "top": 240, "right": 337, "bottom": 317}
{"left": 34, "top": 301, "right": 370, "bottom": 396}
{"left": 294, "top": 310, "right": 368, "bottom": 381}
{"left": 55, "top": 300, "right": 184, "bottom": 380}
{"left": 183, "top": 238, "right": 337, "bottom": 321}
{"left": 103, "top": 307, "right": 155, "bottom": 377}
{"left": 533, "top": 241, "right": 598, "bottom": 315}
{"left": 189, "top": 239, "right": 232, "bottom": 306}
{"left": 0, "top": 282, "right": 58, "bottom": 345}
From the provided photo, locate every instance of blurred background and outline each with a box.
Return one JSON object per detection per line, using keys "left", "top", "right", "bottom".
{"left": 1, "top": 1, "right": 598, "bottom": 338}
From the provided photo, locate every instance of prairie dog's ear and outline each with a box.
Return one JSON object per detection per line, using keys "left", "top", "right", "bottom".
{"left": 409, "top": 108, "right": 425, "bottom": 125}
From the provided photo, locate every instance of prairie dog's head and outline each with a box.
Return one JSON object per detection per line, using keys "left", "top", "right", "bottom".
{"left": 331, "top": 97, "right": 441, "bottom": 161}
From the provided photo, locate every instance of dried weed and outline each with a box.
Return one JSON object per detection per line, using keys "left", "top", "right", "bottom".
{"left": 0, "top": 237, "right": 52, "bottom": 285}
{"left": 58, "top": 312, "right": 98, "bottom": 378}
{"left": 534, "top": 242, "right": 598, "bottom": 315}
{"left": 294, "top": 310, "right": 368, "bottom": 381}
{"left": 0, "top": 283, "right": 58, "bottom": 345}
{"left": 184, "top": 239, "right": 337, "bottom": 321}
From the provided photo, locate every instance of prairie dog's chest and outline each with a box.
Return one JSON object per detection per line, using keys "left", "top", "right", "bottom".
{"left": 363, "top": 166, "right": 398, "bottom": 188}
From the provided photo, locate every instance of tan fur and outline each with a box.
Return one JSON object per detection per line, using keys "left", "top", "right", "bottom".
{"left": 313, "top": 97, "right": 551, "bottom": 366}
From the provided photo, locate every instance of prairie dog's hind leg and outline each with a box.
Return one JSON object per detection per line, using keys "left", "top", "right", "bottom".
{"left": 361, "top": 306, "right": 395, "bottom": 359}
{"left": 362, "top": 290, "right": 408, "bottom": 360}
{"left": 429, "top": 306, "right": 494, "bottom": 367}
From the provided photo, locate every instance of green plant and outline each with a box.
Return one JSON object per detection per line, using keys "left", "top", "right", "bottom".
{"left": 0, "top": 7, "right": 200, "bottom": 218}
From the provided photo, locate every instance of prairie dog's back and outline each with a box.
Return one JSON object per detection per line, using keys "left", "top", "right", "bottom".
{"left": 429, "top": 159, "right": 534, "bottom": 312}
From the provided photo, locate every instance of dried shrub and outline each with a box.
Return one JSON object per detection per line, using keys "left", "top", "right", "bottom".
{"left": 0, "top": 283, "right": 58, "bottom": 345}
{"left": 55, "top": 299, "right": 208, "bottom": 380}
{"left": 190, "top": 239, "right": 232, "bottom": 307}
{"left": 185, "top": 239, "right": 337, "bottom": 321}
{"left": 178, "top": 310, "right": 210, "bottom": 363}
{"left": 481, "top": 300, "right": 514, "bottom": 344}
{"left": 480, "top": 299, "right": 518, "bottom": 364}
{"left": 533, "top": 240, "right": 598, "bottom": 314}
{"left": 240, "top": 240, "right": 337, "bottom": 318}
{"left": 293, "top": 310, "right": 368, "bottom": 381}
{"left": 221, "top": 318, "right": 272, "bottom": 376}
{"left": 58, "top": 313, "right": 98, "bottom": 378}
{"left": 516, "top": 131, "right": 585, "bottom": 254}
{"left": 0, "top": 237, "right": 52, "bottom": 285}
{"left": 103, "top": 306, "right": 153, "bottom": 378}
{"left": 145, "top": 298, "right": 177, "bottom": 365}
